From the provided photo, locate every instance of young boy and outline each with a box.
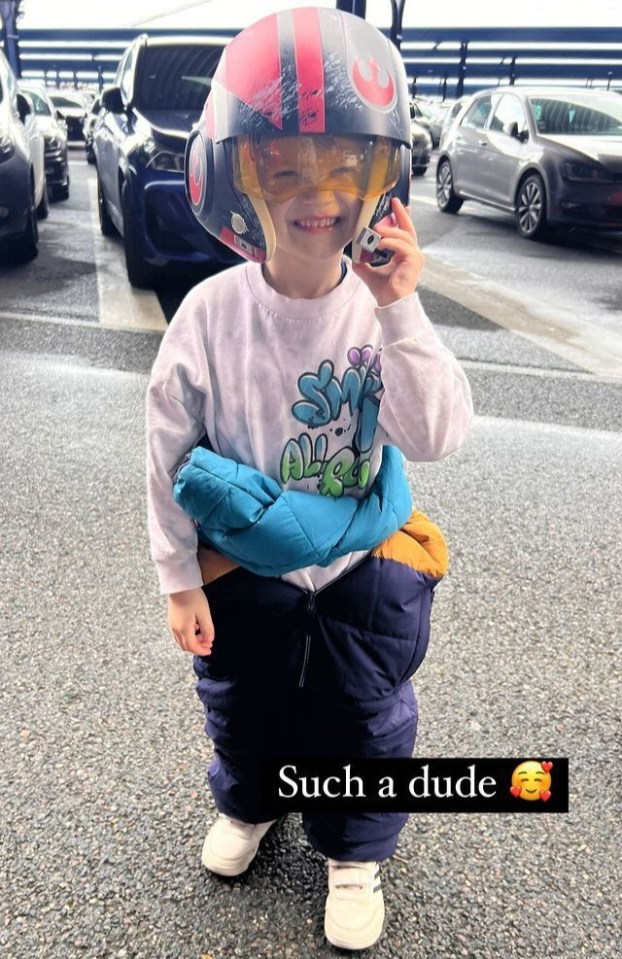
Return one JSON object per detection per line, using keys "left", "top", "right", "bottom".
{"left": 146, "top": 7, "right": 473, "bottom": 950}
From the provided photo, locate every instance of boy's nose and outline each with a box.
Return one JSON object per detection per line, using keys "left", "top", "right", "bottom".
{"left": 298, "top": 187, "right": 338, "bottom": 203}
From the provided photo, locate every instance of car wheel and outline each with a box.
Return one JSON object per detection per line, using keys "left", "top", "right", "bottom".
{"left": 97, "top": 174, "right": 117, "bottom": 237}
{"left": 122, "top": 183, "right": 155, "bottom": 288}
{"left": 515, "top": 173, "right": 548, "bottom": 240}
{"left": 436, "top": 159, "right": 463, "bottom": 213}
{"left": 52, "top": 180, "right": 70, "bottom": 201}
{"left": 12, "top": 182, "right": 39, "bottom": 262}
{"left": 412, "top": 166, "right": 427, "bottom": 177}
{"left": 37, "top": 180, "right": 50, "bottom": 220}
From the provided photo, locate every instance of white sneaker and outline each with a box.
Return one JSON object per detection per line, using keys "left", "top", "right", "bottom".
{"left": 324, "top": 859, "right": 385, "bottom": 950}
{"left": 201, "top": 815, "right": 277, "bottom": 876}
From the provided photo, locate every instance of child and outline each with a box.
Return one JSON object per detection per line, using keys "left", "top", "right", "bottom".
{"left": 146, "top": 7, "right": 473, "bottom": 950}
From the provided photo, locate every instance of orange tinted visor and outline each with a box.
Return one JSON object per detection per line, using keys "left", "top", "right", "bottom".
{"left": 234, "top": 135, "right": 401, "bottom": 202}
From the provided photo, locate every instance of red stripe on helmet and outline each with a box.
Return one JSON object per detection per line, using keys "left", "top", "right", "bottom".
{"left": 222, "top": 15, "right": 283, "bottom": 129}
{"left": 292, "top": 7, "right": 325, "bottom": 133}
{"left": 203, "top": 94, "right": 215, "bottom": 140}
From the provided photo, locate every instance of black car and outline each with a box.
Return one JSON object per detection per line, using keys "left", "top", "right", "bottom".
{"left": 48, "top": 90, "right": 88, "bottom": 141}
{"left": 94, "top": 34, "right": 242, "bottom": 287}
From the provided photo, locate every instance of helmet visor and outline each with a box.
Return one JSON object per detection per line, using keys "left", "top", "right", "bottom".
{"left": 233, "top": 135, "right": 401, "bottom": 202}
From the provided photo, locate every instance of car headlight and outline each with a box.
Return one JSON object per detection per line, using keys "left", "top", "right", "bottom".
{"left": 0, "top": 129, "right": 15, "bottom": 162}
{"left": 560, "top": 160, "right": 614, "bottom": 183}
{"left": 136, "top": 137, "right": 185, "bottom": 173}
{"left": 44, "top": 135, "right": 62, "bottom": 151}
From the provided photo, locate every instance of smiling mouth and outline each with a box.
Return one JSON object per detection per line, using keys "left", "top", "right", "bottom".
{"left": 294, "top": 216, "right": 341, "bottom": 232}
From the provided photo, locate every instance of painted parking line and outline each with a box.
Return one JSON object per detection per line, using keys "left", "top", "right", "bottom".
{"left": 88, "top": 179, "right": 167, "bottom": 334}
{"left": 420, "top": 254, "right": 622, "bottom": 379}
{"left": 409, "top": 194, "right": 438, "bottom": 208}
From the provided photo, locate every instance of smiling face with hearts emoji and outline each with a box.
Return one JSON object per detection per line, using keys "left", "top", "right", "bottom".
{"left": 510, "top": 760, "right": 553, "bottom": 801}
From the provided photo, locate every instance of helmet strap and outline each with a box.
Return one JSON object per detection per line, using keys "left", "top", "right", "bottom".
{"left": 248, "top": 195, "right": 277, "bottom": 262}
{"left": 351, "top": 196, "right": 382, "bottom": 264}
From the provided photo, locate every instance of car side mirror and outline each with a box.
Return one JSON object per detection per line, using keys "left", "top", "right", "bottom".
{"left": 505, "top": 120, "right": 528, "bottom": 142}
{"left": 16, "top": 92, "right": 33, "bottom": 123}
{"left": 101, "top": 86, "right": 125, "bottom": 113}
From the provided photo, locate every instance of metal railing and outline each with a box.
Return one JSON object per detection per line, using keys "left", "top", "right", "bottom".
{"left": 2, "top": 23, "right": 621, "bottom": 98}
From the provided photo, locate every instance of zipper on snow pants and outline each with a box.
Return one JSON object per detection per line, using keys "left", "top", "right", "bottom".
{"left": 298, "top": 591, "right": 316, "bottom": 688}
{"left": 295, "top": 552, "right": 370, "bottom": 689}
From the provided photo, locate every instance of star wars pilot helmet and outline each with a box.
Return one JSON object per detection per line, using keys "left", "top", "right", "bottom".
{"left": 185, "top": 6, "right": 412, "bottom": 265}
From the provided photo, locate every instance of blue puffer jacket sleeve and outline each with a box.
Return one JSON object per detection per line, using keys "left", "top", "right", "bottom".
{"left": 173, "top": 445, "right": 412, "bottom": 577}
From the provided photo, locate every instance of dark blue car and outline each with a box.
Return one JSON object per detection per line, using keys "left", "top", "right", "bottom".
{"left": 94, "top": 35, "right": 242, "bottom": 287}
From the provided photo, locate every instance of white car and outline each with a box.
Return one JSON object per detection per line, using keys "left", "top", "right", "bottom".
{"left": 18, "top": 91, "right": 47, "bottom": 217}
{"left": 19, "top": 83, "right": 70, "bottom": 200}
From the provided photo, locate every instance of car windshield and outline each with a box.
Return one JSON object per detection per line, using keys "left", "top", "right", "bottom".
{"left": 529, "top": 95, "right": 622, "bottom": 136}
{"left": 51, "top": 94, "right": 84, "bottom": 110}
{"left": 23, "top": 89, "right": 52, "bottom": 116}
{"left": 133, "top": 44, "right": 224, "bottom": 112}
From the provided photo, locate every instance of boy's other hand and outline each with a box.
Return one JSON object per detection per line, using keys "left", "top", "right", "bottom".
{"left": 352, "top": 198, "right": 424, "bottom": 308}
{"left": 168, "top": 587, "right": 214, "bottom": 656}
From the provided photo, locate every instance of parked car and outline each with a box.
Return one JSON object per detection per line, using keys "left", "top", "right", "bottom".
{"left": 94, "top": 34, "right": 242, "bottom": 287}
{"left": 423, "top": 100, "right": 458, "bottom": 148}
{"left": 48, "top": 89, "right": 88, "bottom": 140}
{"left": 409, "top": 99, "right": 434, "bottom": 142}
{"left": 438, "top": 96, "right": 471, "bottom": 150}
{"left": 0, "top": 50, "right": 47, "bottom": 261}
{"left": 411, "top": 115, "right": 432, "bottom": 176}
{"left": 83, "top": 95, "right": 101, "bottom": 164}
{"left": 19, "top": 82, "right": 70, "bottom": 200}
{"left": 411, "top": 98, "right": 456, "bottom": 148}
{"left": 436, "top": 86, "right": 622, "bottom": 238}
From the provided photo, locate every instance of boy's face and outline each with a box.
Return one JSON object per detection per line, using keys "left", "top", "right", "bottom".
{"left": 235, "top": 135, "right": 400, "bottom": 265}
{"left": 265, "top": 189, "right": 362, "bottom": 263}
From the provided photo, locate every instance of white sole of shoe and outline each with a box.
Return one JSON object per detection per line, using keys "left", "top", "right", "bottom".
{"left": 324, "top": 899, "right": 385, "bottom": 951}
{"left": 201, "top": 819, "right": 276, "bottom": 877}
{"left": 201, "top": 837, "right": 261, "bottom": 877}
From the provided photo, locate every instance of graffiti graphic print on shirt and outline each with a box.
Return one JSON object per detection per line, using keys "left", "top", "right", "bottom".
{"left": 279, "top": 345, "right": 383, "bottom": 497}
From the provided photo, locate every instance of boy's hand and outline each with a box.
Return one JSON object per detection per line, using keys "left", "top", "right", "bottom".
{"left": 352, "top": 198, "right": 424, "bottom": 308}
{"left": 168, "top": 587, "right": 214, "bottom": 656}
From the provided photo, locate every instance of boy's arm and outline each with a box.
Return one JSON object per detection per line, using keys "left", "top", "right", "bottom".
{"left": 147, "top": 381, "right": 206, "bottom": 594}
{"left": 353, "top": 198, "right": 473, "bottom": 462}
{"left": 147, "top": 380, "right": 217, "bottom": 655}
{"left": 146, "top": 290, "right": 215, "bottom": 594}
{"left": 374, "top": 293, "right": 473, "bottom": 462}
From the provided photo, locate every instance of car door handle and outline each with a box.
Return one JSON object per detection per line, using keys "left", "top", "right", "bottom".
{"left": 478, "top": 139, "right": 488, "bottom": 147}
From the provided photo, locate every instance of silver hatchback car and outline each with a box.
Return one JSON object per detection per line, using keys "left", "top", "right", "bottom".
{"left": 436, "top": 86, "right": 622, "bottom": 238}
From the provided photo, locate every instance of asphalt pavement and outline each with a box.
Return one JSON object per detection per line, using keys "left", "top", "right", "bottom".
{"left": 0, "top": 154, "right": 620, "bottom": 959}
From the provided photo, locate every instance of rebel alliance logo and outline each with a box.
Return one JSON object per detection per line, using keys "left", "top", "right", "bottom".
{"left": 188, "top": 137, "right": 205, "bottom": 209}
{"left": 351, "top": 56, "right": 396, "bottom": 111}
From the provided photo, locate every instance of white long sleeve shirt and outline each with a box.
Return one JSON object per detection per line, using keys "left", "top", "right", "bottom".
{"left": 146, "top": 259, "right": 473, "bottom": 594}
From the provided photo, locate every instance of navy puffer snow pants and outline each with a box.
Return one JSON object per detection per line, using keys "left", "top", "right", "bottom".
{"left": 193, "top": 538, "right": 440, "bottom": 862}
